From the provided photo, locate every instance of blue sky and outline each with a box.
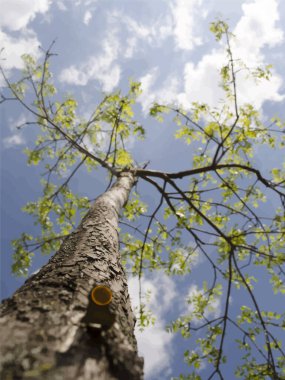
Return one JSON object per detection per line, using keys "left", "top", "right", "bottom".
{"left": 1, "top": 1, "right": 285, "bottom": 379}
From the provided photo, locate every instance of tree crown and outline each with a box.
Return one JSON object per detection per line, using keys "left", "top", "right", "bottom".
{"left": 1, "top": 21, "right": 285, "bottom": 380}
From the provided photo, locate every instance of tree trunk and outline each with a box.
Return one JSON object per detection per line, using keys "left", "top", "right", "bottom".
{"left": 0, "top": 172, "right": 143, "bottom": 380}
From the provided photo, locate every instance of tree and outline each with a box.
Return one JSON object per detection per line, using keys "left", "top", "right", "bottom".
{"left": 0, "top": 21, "right": 284, "bottom": 380}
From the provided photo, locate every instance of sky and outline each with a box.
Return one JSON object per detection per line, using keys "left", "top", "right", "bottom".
{"left": 1, "top": 1, "right": 285, "bottom": 379}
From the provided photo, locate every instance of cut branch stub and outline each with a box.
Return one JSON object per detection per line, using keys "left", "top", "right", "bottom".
{"left": 82, "top": 285, "right": 115, "bottom": 329}
{"left": 91, "top": 285, "right": 113, "bottom": 306}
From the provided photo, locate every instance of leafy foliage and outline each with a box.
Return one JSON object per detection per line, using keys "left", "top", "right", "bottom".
{"left": 1, "top": 21, "right": 285, "bottom": 379}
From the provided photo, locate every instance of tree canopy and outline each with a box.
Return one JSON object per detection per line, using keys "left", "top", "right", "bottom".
{"left": 1, "top": 20, "right": 285, "bottom": 380}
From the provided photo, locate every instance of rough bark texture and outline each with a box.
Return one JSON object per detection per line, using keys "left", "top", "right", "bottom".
{"left": 0, "top": 172, "right": 144, "bottom": 380}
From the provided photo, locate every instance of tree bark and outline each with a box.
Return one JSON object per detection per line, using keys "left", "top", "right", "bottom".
{"left": 0, "top": 172, "right": 143, "bottom": 380}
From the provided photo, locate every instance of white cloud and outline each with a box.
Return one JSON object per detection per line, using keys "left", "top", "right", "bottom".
{"left": 125, "top": 17, "right": 172, "bottom": 44}
{"left": 124, "top": 37, "right": 137, "bottom": 59}
{"left": 134, "top": 323, "right": 173, "bottom": 379}
{"left": 0, "top": 0, "right": 50, "bottom": 32}
{"left": 179, "top": 51, "right": 226, "bottom": 109}
{"left": 112, "top": 0, "right": 203, "bottom": 53}
{"left": 230, "top": 0, "right": 284, "bottom": 108}
{"left": 3, "top": 134, "right": 26, "bottom": 148}
{"left": 56, "top": 0, "right": 67, "bottom": 11}
{"left": 138, "top": 68, "right": 159, "bottom": 112}
{"left": 179, "top": 51, "right": 284, "bottom": 112}
{"left": 109, "top": 9, "right": 173, "bottom": 53}
{"left": 155, "top": 76, "right": 180, "bottom": 106}
{"left": 0, "top": 30, "right": 41, "bottom": 72}
{"left": 231, "top": 0, "right": 284, "bottom": 108}
{"left": 128, "top": 274, "right": 177, "bottom": 323}
{"left": 2, "top": 114, "right": 27, "bottom": 148}
{"left": 170, "top": 0, "right": 204, "bottom": 50}
{"left": 8, "top": 114, "right": 27, "bottom": 131}
{"left": 83, "top": 10, "right": 92, "bottom": 25}
{"left": 235, "top": 0, "right": 283, "bottom": 53}
{"left": 128, "top": 274, "right": 176, "bottom": 378}
{"left": 141, "top": 0, "right": 284, "bottom": 112}
{"left": 75, "top": 0, "right": 97, "bottom": 5}
{"left": 138, "top": 69, "right": 181, "bottom": 113}
{"left": 59, "top": 32, "right": 121, "bottom": 91}
{"left": 138, "top": 68, "right": 182, "bottom": 113}
{"left": 0, "top": 0, "right": 50, "bottom": 75}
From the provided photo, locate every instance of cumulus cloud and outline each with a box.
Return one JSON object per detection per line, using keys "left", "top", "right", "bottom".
{"left": 139, "top": 0, "right": 284, "bottom": 112}
{"left": 231, "top": 0, "right": 284, "bottom": 107}
{"left": 235, "top": 0, "right": 283, "bottom": 53}
{"left": 138, "top": 68, "right": 159, "bottom": 112}
{"left": 2, "top": 114, "right": 27, "bottom": 149}
{"left": 0, "top": 30, "right": 41, "bottom": 72}
{"left": 75, "top": 0, "right": 98, "bottom": 5}
{"left": 170, "top": 0, "right": 204, "bottom": 50}
{"left": 0, "top": 0, "right": 51, "bottom": 75}
{"left": 56, "top": 1, "right": 67, "bottom": 11}
{"left": 3, "top": 134, "right": 26, "bottom": 148}
{"left": 59, "top": 32, "right": 121, "bottom": 91}
{"left": 8, "top": 114, "right": 27, "bottom": 131}
{"left": 111, "top": 0, "right": 203, "bottom": 53}
{"left": 179, "top": 51, "right": 226, "bottom": 109}
{"left": 0, "top": 0, "right": 50, "bottom": 32}
{"left": 83, "top": 10, "right": 92, "bottom": 25}
{"left": 128, "top": 274, "right": 176, "bottom": 379}
{"left": 107, "top": 9, "right": 173, "bottom": 60}
{"left": 134, "top": 322, "right": 173, "bottom": 379}
{"left": 124, "top": 37, "right": 137, "bottom": 59}
{"left": 183, "top": 0, "right": 284, "bottom": 109}
{"left": 120, "top": 15, "right": 173, "bottom": 46}
{"left": 138, "top": 67, "right": 182, "bottom": 113}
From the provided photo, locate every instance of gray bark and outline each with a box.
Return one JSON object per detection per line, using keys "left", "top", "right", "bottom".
{"left": 0, "top": 172, "right": 144, "bottom": 380}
